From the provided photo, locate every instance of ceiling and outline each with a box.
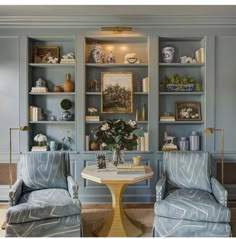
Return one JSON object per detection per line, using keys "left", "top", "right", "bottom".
{"left": 0, "top": 5, "right": 235, "bottom": 17}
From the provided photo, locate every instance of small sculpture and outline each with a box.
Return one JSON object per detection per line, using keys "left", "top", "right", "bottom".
{"left": 47, "top": 56, "right": 58, "bottom": 64}
{"left": 106, "top": 51, "right": 115, "bottom": 63}
{"left": 88, "top": 79, "right": 99, "bottom": 92}
{"left": 162, "top": 131, "right": 177, "bottom": 151}
{"left": 124, "top": 53, "right": 140, "bottom": 64}
{"left": 62, "top": 52, "right": 75, "bottom": 59}
{"left": 180, "top": 56, "right": 197, "bottom": 63}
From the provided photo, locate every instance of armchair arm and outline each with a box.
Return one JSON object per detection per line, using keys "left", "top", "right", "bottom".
{"left": 156, "top": 174, "right": 167, "bottom": 202}
{"left": 67, "top": 175, "right": 79, "bottom": 199}
{"left": 9, "top": 178, "right": 23, "bottom": 206}
{"left": 211, "top": 177, "right": 228, "bottom": 207}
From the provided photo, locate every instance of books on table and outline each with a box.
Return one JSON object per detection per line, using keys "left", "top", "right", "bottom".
{"left": 117, "top": 164, "right": 147, "bottom": 174}
{"left": 31, "top": 146, "right": 48, "bottom": 151}
{"left": 85, "top": 115, "right": 100, "bottom": 121}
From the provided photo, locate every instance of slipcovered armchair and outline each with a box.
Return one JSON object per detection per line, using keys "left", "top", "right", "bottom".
{"left": 153, "top": 151, "right": 231, "bottom": 237}
{"left": 5, "top": 152, "right": 82, "bottom": 237}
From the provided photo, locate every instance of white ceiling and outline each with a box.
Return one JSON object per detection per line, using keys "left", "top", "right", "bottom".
{"left": 0, "top": 5, "right": 235, "bottom": 17}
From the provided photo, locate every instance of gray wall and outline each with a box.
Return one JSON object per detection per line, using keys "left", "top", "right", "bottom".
{"left": 0, "top": 16, "right": 236, "bottom": 202}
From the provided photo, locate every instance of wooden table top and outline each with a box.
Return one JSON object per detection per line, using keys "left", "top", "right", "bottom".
{"left": 81, "top": 164, "right": 153, "bottom": 184}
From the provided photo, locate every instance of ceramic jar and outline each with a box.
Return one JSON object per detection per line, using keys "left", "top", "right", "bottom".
{"left": 63, "top": 73, "right": 74, "bottom": 92}
{"left": 50, "top": 141, "right": 58, "bottom": 151}
{"left": 36, "top": 77, "right": 46, "bottom": 87}
{"left": 92, "top": 44, "right": 105, "bottom": 63}
{"left": 62, "top": 111, "right": 72, "bottom": 121}
{"left": 162, "top": 46, "right": 175, "bottom": 63}
{"left": 132, "top": 155, "right": 142, "bottom": 166}
{"left": 189, "top": 131, "right": 200, "bottom": 151}
{"left": 179, "top": 137, "right": 189, "bottom": 151}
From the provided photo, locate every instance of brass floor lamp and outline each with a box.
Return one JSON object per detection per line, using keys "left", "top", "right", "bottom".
{"left": 204, "top": 128, "right": 224, "bottom": 184}
{"left": 1, "top": 126, "right": 30, "bottom": 230}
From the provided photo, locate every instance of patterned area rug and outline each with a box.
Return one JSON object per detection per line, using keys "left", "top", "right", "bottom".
{"left": 1, "top": 208, "right": 236, "bottom": 237}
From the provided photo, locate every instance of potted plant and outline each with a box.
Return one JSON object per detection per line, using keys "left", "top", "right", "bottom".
{"left": 60, "top": 99, "right": 73, "bottom": 121}
{"left": 94, "top": 119, "right": 138, "bottom": 165}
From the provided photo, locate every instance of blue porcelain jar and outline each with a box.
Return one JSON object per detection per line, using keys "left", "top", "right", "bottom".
{"left": 179, "top": 137, "right": 189, "bottom": 151}
{"left": 189, "top": 131, "right": 200, "bottom": 151}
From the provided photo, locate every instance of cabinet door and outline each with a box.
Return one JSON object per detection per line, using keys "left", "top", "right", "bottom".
{"left": 0, "top": 37, "right": 20, "bottom": 152}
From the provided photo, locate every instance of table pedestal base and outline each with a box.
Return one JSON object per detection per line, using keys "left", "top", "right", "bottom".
{"left": 93, "top": 183, "right": 143, "bottom": 237}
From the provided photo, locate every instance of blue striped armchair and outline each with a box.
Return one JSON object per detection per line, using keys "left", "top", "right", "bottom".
{"left": 153, "top": 151, "right": 231, "bottom": 237}
{"left": 5, "top": 152, "right": 82, "bottom": 237}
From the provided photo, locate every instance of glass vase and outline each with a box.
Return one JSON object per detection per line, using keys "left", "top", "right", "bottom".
{"left": 112, "top": 147, "right": 124, "bottom": 166}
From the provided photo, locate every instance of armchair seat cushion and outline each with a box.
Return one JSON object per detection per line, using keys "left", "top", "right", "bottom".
{"left": 6, "top": 188, "right": 81, "bottom": 224}
{"left": 155, "top": 189, "right": 230, "bottom": 223}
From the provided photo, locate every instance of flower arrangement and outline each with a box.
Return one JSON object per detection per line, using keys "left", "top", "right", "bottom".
{"left": 179, "top": 107, "right": 199, "bottom": 119}
{"left": 94, "top": 119, "right": 138, "bottom": 151}
{"left": 34, "top": 134, "right": 47, "bottom": 146}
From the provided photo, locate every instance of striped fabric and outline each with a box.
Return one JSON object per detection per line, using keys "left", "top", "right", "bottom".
{"left": 153, "top": 151, "right": 231, "bottom": 237}
{"left": 5, "top": 152, "right": 82, "bottom": 237}
{"left": 163, "top": 151, "right": 212, "bottom": 192}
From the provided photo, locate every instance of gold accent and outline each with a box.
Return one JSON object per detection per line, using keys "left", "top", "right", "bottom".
{"left": 101, "top": 26, "right": 133, "bottom": 33}
{"left": 9, "top": 126, "right": 30, "bottom": 188}
{"left": 204, "top": 127, "right": 224, "bottom": 184}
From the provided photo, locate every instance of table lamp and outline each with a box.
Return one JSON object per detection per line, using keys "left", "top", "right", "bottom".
{"left": 204, "top": 127, "right": 224, "bottom": 184}
{"left": 1, "top": 125, "right": 30, "bottom": 230}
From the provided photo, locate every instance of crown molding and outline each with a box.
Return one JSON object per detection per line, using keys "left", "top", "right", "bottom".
{"left": 1, "top": 15, "right": 236, "bottom": 27}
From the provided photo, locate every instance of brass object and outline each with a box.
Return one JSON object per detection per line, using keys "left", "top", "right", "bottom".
{"left": 141, "top": 104, "right": 146, "bottom": 121}
{"left": 135, "top": 107, "right": 139, "bottom": 121}
{"left": 101, "top": 26, "right": 132, "bottom": 33}
{"left": 204, "top": 127, "right": 224, "bottom": 184}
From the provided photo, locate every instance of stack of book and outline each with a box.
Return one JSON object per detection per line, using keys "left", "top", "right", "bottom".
{"left": 29, "top": 106, "right": 42, "bottom": 121}
{"left": 195, "top": 48, "right": 205, "bottom": 63}
{"left": 117, "top": 164, "right": 147, "bottom": 174}
{"left": 86, "top": 115, "right": 100, "bottom": 121}
{"left": 31, "top": 87, "right": 48, "bottom": 93}
{"left": 31, "top": 146, "right": 48, "bottom": 151}
{"left": 137, "top": 132, "right": 149, "bottom": 151}
{"left": 60, "top": 58, "right": 76, "bottom": 64}
{"left": 160, "top": 116, "right": 175, "bottom": 122}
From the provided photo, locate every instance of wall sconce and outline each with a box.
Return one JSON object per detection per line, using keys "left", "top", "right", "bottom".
{"left": 204, "top": 127, "right": 224, "bottom": 184}
{"left": 101, "top": 26, "right": 133, "bottom": 34}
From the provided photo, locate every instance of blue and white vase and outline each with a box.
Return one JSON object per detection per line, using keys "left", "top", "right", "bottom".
{"left": 162, "top": 46, "right": 175, "bottom": 63}
{"left": 92, "top": 44, "right": 105, "bottom": 63}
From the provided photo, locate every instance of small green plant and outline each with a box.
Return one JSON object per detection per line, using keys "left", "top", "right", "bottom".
{"left": 60, "top": 99, "right": 72, "bottom": 110}
{"left": 160, "top": 74, "right": 201, "bottom": 92}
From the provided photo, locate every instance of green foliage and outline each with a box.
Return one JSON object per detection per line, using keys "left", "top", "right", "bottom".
{"left": 60, "top": 99, "right": 72, "bottom": 110}
{"left": 94, "top": 119, "right": 138, "bottom": 151}
{"left": 160, "top": 74, "right": 201, "bottom": 91}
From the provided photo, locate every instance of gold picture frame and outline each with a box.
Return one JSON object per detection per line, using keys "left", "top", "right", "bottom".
{"left": 34, "top": 46, "right": 60, "bottom": 63}
{"left": 101, "top": 72, "right": 133, "bottom": 113}
{"left": 176, "top": 102, "right": 201, "bottom": 121}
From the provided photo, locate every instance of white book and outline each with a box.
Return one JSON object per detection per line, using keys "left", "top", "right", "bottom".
{"left": 142, "top": 77, "right": 149, "bottom": 93}
{"left": 140, "top": 136, "right": 145, "bottom": 151}
{"left": 144, "top": 132, "right": 149, "bottom": 151}
{"left": 85, "top": 135, "right": 90, "bottom": 151}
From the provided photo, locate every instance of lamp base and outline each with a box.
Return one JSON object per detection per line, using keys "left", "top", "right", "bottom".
{"left": 1, "top": 221, "right": 6, "bottom": 230}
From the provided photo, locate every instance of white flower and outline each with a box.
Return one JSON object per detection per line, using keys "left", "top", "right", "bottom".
{"left": 101, "top": 123, "right": 109, "bottom": 131}
{"left": 101, "top": 143, "right": 107, "bottom": 147}
{"left": 127, "top": 120, "right": 136, "bottom": 127}
{"left": 34, "top": 134, "right": 47, "bottom": 143}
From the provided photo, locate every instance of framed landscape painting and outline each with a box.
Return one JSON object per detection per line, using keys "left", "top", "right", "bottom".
{"left": 176, "top": 102, "right": 201, "bottom": 121}
{"left": 101, "top": 72, "right": 133, "bottom": 113}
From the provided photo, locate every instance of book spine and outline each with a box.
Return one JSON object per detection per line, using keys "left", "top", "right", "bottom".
{"left": 140, "top": 136, "right": 145, "bottom": 151}
{"left": 85, "top": 135, "right": 90, "bottom": 151}
{"left": 142, "top": 77, "right": 149, "bottom": 93}
{"left": 144, "top": 132, "right": 149, "bottom": 151}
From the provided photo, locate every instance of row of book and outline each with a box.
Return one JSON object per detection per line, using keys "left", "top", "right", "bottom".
{"left": 60, "top": 58, "right": 76, "bottom": 64}
{"left": 117, "top": 164, "right": 147, "bottom": 174}
{"left": 29, "top": 106, "right": 42, "bottom": 121}
{"left": 137, "top": 132, "right": 149, "bottom": 151}
{"left": 31, "top": 146, "right": 48, "bottom": 151}
{"left": 86, "top": 115, "right": 100, "bottom": 121}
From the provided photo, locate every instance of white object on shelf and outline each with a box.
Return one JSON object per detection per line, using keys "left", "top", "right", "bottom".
{"left": 195, "top": 48, "right": 205, "bottom": 63}
{"left": 144, "top": 132, "right": 149, "bottom": 151}
{"left": 142, "top": 77, "right": 149, "bottom": 93}
{"left": 86, "top": 135, "right": 90, "bottom": 151}
{"left": 140, "top": 136, "right": 145, "bottom": 151}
